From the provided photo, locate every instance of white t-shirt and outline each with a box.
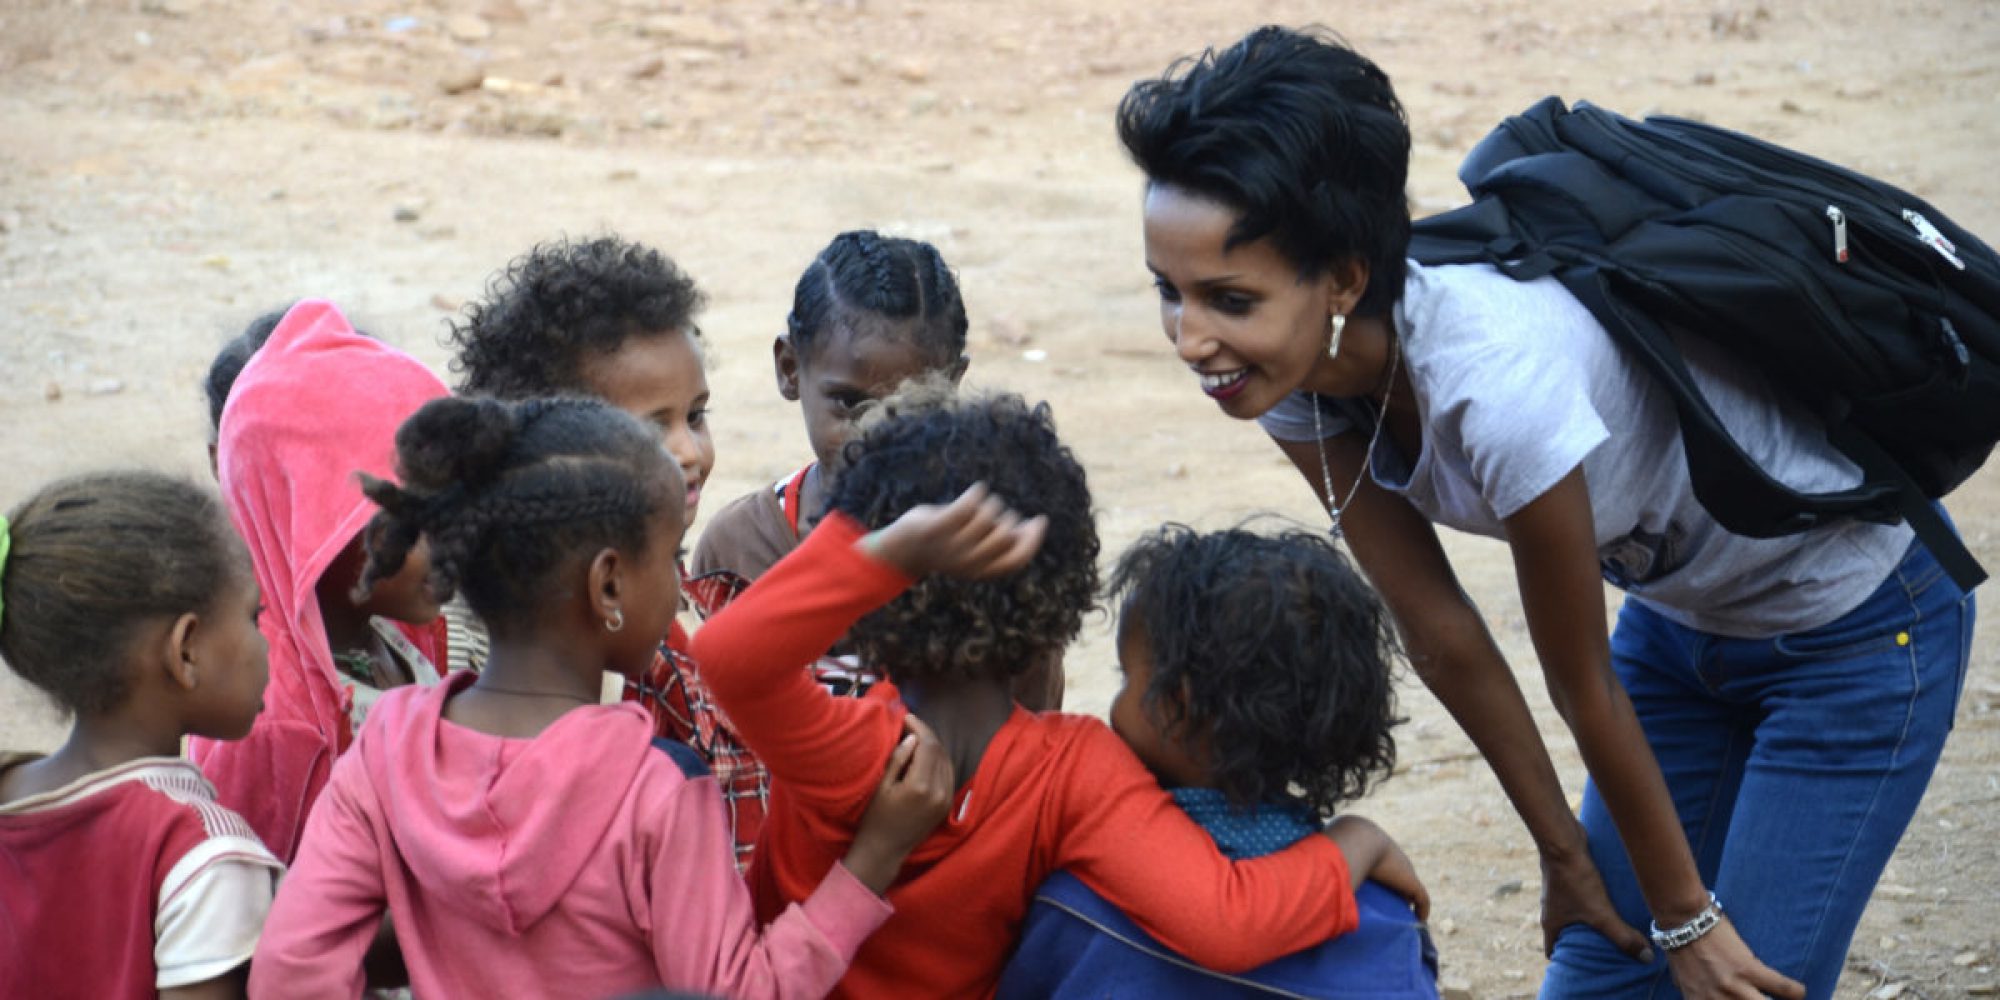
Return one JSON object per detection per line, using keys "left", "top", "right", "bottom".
{"left": 1260, "top": 261, "right": 1912, "bottom": 638}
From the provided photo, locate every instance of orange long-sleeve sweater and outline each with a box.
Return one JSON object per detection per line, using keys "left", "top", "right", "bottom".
{"left": 691, "top": 514, "right": 1359, "bottom": 999}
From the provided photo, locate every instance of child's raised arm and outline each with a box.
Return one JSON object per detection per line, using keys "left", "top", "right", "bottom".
{"left": 692, "top": 485, "right": 1039, "bottom": 818}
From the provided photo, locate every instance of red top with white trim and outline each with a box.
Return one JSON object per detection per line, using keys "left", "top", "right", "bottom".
{"left": 0, "top": 755, "right": 283, "bottom": 998}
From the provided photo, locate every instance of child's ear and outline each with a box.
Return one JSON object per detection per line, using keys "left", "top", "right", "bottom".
{"left": 586, "top": 546, "right": 626, "bottom": 632}
{"left": 773, "top": 335, "right": 803, "bottom": 402}
{"left": 946, "top": 354, "right": 970, "bottom": 386}
{"left": 160, "top": 612, "right": 204, "bottom": 692}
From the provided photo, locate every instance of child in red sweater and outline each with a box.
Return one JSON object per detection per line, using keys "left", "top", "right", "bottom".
{"left": 1, "top": 472, "right": 282, "bottom": 999}
{"left": 691, "top": 392, "right": 1425, "bottom": 998}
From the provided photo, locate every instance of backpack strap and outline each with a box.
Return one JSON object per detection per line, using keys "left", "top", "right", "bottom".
{"left": 1824, "top": 423, "right": 1989, "bottom": 590}
{"left": 1555, "top": 267, "right": 1942, "bottom": 517}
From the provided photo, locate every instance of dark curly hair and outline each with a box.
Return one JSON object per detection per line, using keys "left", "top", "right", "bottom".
{"left": 1, "top": 471, "right": 241, "bottom": 716}
{"left": 1113, "top": 523, "right": 1402, "bottom": 817}
{"left": 1118, "top": 26, "right": 1411, "bottom": 317}
{"left": 787, "top": 230, "right": 967, "bottom": 367}
{"left": 357, "top": 395, "right": 680, "bottom": 624}
{"left": 450, "top": 236, "right": 706, "bottom": 398}
{"left": 826, "top": 392, "right": 1099, "bottom": 684}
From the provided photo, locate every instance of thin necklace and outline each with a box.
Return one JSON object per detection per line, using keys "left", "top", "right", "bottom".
{"left": 1313, "top": 336, "right": 1401, "bottom": 538}
{"left": 472, "top": 683, "right": 596, "bottom": 705}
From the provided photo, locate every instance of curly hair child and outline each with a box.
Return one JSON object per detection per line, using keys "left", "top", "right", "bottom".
{"left": 251, "top": 395, "right": 952, "bottom": 999}
{"left": 690, "top": 391, "right": 1416, "bottom": 998}
{"left": 998, "top": 524, "right": 1437, "bottom": 999}
{"left": 0, "top": 471, "right": 283, "bottom": 1000}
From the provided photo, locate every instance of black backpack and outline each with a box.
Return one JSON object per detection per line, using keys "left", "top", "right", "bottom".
{"left": 1410, "top": 97, "right": 2000, "bottom": 589}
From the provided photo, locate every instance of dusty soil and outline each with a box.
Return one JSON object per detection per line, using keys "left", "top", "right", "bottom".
{"left": 3, "top": 0, "right": 1997, "bottom": 995}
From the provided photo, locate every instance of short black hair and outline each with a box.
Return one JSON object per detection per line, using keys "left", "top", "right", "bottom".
{"left": 0, "top": 471, "right": 241, "bottom": 716}
{"left": 1118, "top": 25, "right": 1411, "bottom": 316}
{"left": 358, "top": 395, "right": 678, "bottom": 623}
{"left": 1113, "top": 523, "right": 1401, "bottom": 817}
{"left": 450, "top": 236, "right": 706, "bottom": 398}
{"left": 787, "top": 230, "right": 967, "bottom": 368}
{"left": 203, "top": 306, "right": 289, "bottom": 435}
{"left": 827, "top": 392, "right": 1098, "bottom": 685}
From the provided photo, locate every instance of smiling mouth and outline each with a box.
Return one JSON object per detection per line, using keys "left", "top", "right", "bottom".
{"left": 1196, "top": 368, "right": 1249, "bottom": 399}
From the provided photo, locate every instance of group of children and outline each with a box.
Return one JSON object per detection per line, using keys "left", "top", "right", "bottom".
{"left": 0, "top": 232, "right": 1439, "bottom": 999}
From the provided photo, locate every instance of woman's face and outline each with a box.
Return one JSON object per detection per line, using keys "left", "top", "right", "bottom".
{"left": 1142, "top": 184, "right": 1338, "bottom": 420}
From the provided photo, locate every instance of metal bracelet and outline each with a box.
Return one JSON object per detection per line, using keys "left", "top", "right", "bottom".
{"left": 1649, "top": 891, "right": 1724, "bottom": 951}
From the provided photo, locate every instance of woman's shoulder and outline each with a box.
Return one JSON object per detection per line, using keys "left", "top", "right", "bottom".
{"left": 1398, "top": 261, "right": 1604, "bottom": 358}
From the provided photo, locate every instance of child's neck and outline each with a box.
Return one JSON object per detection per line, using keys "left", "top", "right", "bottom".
{"left": 1, "top": 711, "right": 184, "bottom": 802}
{"left": 318, "top": 573, "right": 382, "bottom": 658}
{"left": 895, "top": 676, "right": 1015, "bottom": 792}
{"left": 443, "top": 631, "right": 606, "bottom": 740}
{"left": 799, "top": 463, "right": 830, "bottom": 533}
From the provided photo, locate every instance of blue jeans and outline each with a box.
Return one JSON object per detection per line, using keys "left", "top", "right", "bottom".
{"left": 1540, "top": 538, "right": 1975, "bottom": 999}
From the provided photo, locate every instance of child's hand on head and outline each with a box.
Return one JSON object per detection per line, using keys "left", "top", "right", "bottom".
{"left": 842, "top": 715, "right": 956, "bottom": 894}
{"left": 1323, "top": 815, "right": 1430, "bottom": 921}
{"left": 863, "top": 484, "right": 1047, "bottom": 580}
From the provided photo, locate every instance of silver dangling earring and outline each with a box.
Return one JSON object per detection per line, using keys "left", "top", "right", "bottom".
{"left": 605, "top": 608, "right": 625, "bottom": 633}
{"left": 1326, "top": 313, "right": 1347, "bottom": 360}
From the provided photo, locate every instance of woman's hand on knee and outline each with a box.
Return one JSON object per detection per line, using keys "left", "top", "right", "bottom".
{"left": 1663, "top": 916, "right": 1806, "bottom": 1000}
{"left": 1540, "top": 843, "right": 1654, "bottom": 962}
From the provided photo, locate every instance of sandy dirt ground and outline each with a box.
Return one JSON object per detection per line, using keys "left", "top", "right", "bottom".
{"left": 3, "top": 0, "right": 1998, "bottom": 995}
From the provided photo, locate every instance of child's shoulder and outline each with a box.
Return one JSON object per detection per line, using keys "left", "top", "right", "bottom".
{"left": 690, "top": 474, "right": 799, "bottom": 581}
{"left": 1010, "top": 710, "right": 1134, "bottom": 767}
{"left": 0, "top": 755, "right": 272, "bottom": 858}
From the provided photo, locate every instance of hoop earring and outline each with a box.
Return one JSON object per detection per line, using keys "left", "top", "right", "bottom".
{"left": 605, "top": 608, "right": 625, "bottom": 633}
{"left": 1326, "top": 313, "right": 1347, "bottom": 360}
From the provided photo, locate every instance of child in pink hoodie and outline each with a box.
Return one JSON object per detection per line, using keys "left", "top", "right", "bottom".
{"left": 189, "top": 299, "right": 450, "bottom": 864}
{"left": 252, "top": 395, "right": 950, "bottom": 999}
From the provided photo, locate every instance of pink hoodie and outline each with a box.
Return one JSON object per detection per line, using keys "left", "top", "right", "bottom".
{"left": 189, "top": 299, "right": 449, "bottom": 862}
{"left": 251, "top": 673, "right": 892, "bottom": 999}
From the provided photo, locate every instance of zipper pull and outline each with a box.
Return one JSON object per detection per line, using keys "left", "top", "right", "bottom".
{"left": 1903, "top": 209, "right": 1966, "bottom": 270}
{"left": 1825, "top": 205, "right": 1849, "bottom": 263}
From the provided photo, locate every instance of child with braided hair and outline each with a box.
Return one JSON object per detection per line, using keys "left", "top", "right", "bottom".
{"left": 252, "top": 395, "right": 954, "bottom": 999}
{"left": 444, "top": 234, "right": 794, "bottom": 865}
{"left": 692, "top": 230, "right": 1063, "bottom": 710}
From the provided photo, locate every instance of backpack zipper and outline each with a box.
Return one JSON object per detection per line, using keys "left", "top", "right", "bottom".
{"left": 1826, "top": 206, "right": 1849, "bottom": 263}
{"left": 1902, "top": 210, "right": 1966, "bottom": 270}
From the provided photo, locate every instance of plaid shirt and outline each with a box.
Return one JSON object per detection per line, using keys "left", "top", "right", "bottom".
{"left": 624, "top": 572, "right": 880, "bottom": 872}
{"left": 627, "top": 642, "right": 770, "bottom": 872}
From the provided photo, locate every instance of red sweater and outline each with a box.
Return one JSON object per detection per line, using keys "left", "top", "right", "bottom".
{"left": 692, "top": 515, "right": 1358, "bottom": 999}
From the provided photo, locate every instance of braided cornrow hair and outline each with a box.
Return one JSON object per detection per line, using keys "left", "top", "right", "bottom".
{"left": 357, "top": 395, "right": 679, "bottom": 623}
{"left": 785, "top": 230, "right": 968, "bottom": 367}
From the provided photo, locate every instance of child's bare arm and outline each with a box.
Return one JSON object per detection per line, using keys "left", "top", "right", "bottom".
{"left": 843, "top": 716, "right": 955, "bottom": 894}
{"left": 1323, "top": 815, "right": 1431, "bottom": 920}
{"left": 161, "top": 967, "right": 247, "bottom": 1000}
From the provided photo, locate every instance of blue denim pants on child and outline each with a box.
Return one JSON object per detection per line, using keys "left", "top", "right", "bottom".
{"left": 1540, "top": 537, "right": 1976, "bottom": 999}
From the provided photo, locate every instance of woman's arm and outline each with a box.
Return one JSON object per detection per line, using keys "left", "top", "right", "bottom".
{"left": 1274, "top": 433, "right": 1652, "bottom": 961}
{"left": 1505, "top": 469, "right": 1803, "bottom": 999}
